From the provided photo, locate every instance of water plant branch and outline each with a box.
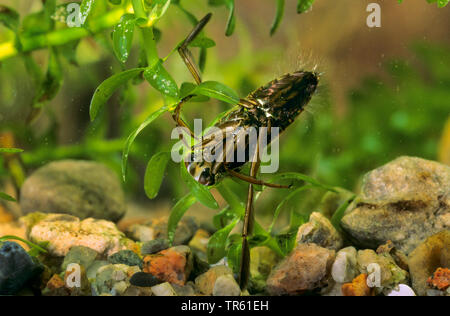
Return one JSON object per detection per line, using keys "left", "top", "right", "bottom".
{"left": 0, "top": 7, "right": 127, "bottom": 61}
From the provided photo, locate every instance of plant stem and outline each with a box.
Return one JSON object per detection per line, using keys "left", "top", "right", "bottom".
{"left": 0, "top": 7, "right": 127, "bottom": 61}
{"left": 140, "top": 27, "right": 159, "bottom": 66}
{"left": 21, "top": 138, "right": 126, "bottom": 166}
{"left": 131, "top": 0, "right": 148, "bottom": 25}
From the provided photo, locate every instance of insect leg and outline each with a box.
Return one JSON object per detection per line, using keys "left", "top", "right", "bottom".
{"left": 172, "top": 96, "right": 197, "bottom": 142}
{"left": 224, "top": 166, "right": 291, "bottom": 189}
{"left": 178, "top": 13, "right": 212, "bottom": 85}
{"left": 238, "top": 135, "right": 263, "bottom": 290}
{"left": 172, "top": 14, "right": 212, "bottom": 141}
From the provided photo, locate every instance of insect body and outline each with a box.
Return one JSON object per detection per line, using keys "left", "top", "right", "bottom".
{"left": 173, "top": 13, "right": 319, "bottom": 290}
{"left": 186, "top": 71, "right": 319, "bottom": 186}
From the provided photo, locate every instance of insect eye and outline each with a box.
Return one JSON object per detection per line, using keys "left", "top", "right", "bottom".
{"left": 198, "top": 168, "right": 214, "bottom": 186}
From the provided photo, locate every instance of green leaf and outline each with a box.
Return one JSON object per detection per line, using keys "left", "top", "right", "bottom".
{"left": 144, "top": 151, "right": 171, "bottom": 199}
{"left": 206, "top": 108, "right": 234, "bottom": 128}
{"left": 224, "top": 0, "right": 236, "bottom": 36}
{"left": 0, "top": 148, "right": 23, "bottom": 153}
{"left": 297, "top": 0, "right": 315, "bottom": 13}
{"left": 274, "top": 232, "right": 297, "bottom": 255}
{"left": 22, "top": 11, "right": 51, "bottom": 36}
{"left": 174, "top": 2, "right": 198, "bottom": 25}
{"left": 179, "top": 82, "right": 209, "bottom": 102}
{"left": 199, "top": 47, "right": 207, "bottom": 73}
{"left": 208, "top": 0, "right": 225, "bottom": 5}
{"left": 44, "top": 0, "right": 56, "bottom": 22}
{"left": 226, "top": 239, "right": 242, "bottom": 274}
{"left": 189, "top": 36, "right": 216, "bottom": 49}
{"left": 0, "top": 5, "right": 19, "bottom": 32}
{"left": 23, "top": 54, "right": 44, "bottom": 87}
{"left": 90, "top": 68, "right": 144, "bottom": 121}
{"left": 132, "top": 0, "right": 148, "bottom": 25}
{"left": 268, "top": 185, "right": 313, "bottom": 233}
{"left": 80, "top": 0, "right": 95, "bottom": 25}
{"left": 180, "top": 162, "right": 219, "bottom": 209}
{"left": 34, "top": 47, "right": 63, "bottom": 107}
{"left": 0, "top": 192, "right": 16, "bottom": 202}
{"left": 0, "top": 235, "right": 47, "bottom": 255}
{"left": 167, "top": 193, "right": 197, "bottom": 245}
{"left": 113, "top": 14, "right": 136, "bottom": 64}
{"left": 270, "top": 172, "right": 337, "bottom": 192}
{"left": 193, "top": 81, "right": 239, "bottom": 104}
{"left": 122, "top": 105, "right": 168, "bottom": 181}
{"left": 419, "top": 0, "right": 449, "bottom": 7}
{"left": 330, "top": 195, "right": 356, "bottom": 232}
{"left": 144, "top": 61, "right": 179, "bottom": 98}
{"left": 251, "top": 221, "right": 284, "bottom": 257}
{"left": 207, "top": 218, "right": 239, "bottom": 263}
{"left": 212, "top": 206, "right": 239, "bottom": 229}
{"left": 270, "top": 0, "right": 285, "bottom": 36}
{"left": 216, "top": 182, "right": 245, "bottom": 217}
{"left": 149, "top": 0, "right": 172, "bottom": 25}
{"left": 208, "top": 0, "right": 235, "bottom": 36}
{"left": 289, "top": 210, "right": 308, "bottom": 230}
{"left": 58, "top": 40, "right": 81, "bottom": 66}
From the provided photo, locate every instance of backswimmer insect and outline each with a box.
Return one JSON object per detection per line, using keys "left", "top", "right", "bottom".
{"left": 172, "top": 13, "right": 319, "bottom": 289}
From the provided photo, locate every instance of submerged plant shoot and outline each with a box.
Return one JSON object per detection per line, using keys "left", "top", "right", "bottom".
{"left": 0, "top": 0, "right": 449, "bottom": 301}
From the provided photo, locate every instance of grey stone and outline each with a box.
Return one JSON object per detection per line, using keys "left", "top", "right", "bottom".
{"left": 266, "top": 243, "right": 335, "bottom": 295}
{"left": 213, "top": 275, "right": 241, "bottom": 296}
{"left": 408, "top": 231, "right": 450, "bottom": 296}
{"left": 341, "top": 156, "right": 450, "bottom": 254}
{"left": 331, "top": 246, "right": 358, "bottom": 283}
{"left": 141, "top": 239, "right": 169, "bottom": 255}
{"left": 173, "top": 282, "right": 197, "bottom": 296}
{"left": 195, "top": 265, "right": 234, "bottom": 296}
{"left": 129, "top": 272, "right": 162, "bottom": 287}
{"left": 22, "top": 212, "right": 137, "bottom": 257}
{"left": 151, "top": 282, "right": 177, "bottom": 296}
{"left": 297, "top": 212, "right": 344, "bottom": 251}
{"left": 0, "top": 241, "right": 41, "bottom": 295}
{"left": 20, "top": 160, "right": 126, "bottom": 222}
{"left": 317, "top": 188, "right": 355, "bottom": 219}
{"left": 93, "top": 264, "right": 140, "bottom": 296}
{"left": 86, "top": 260, "right": 109, "bottom": 280}
{"left": 357, "top": 249, "right": 408, "bottom": 291}
{"left": 108, "top": 250, "right": 142, "bottom": 268}
{"left": 126, "top": 216, "right": 198, "bottom": 245}
{"left": 62, "top": 246, "right": 99, "bottom": 271}
{"left": 385, "top": 284, "right": 416, "bottom": 296}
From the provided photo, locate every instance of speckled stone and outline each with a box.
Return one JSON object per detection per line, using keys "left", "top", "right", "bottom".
{"left": 20, "top": 160, "right": 126, "bottom": 222}
{"left": 341, "top": 156, "right": 450, "bottom": 254}
{"left": 408, "top": 231, "right": 450, "bottom": 296}
{"left": 266, "top": 243, "right": 335, "bottom": 295}
{"left": 297, "top": 212, "right": 344, "bottom": 251}
{"left": 21, "top": 213, "right": 137, "bottom": 257}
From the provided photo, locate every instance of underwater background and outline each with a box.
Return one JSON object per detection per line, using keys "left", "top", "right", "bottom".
{"left": 0, "top": 0, "right": 448, "bottom": 297}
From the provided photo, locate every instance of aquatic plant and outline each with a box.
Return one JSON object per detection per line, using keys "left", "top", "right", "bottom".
{"left": 0, "top": 0, "right": 448, "bottom": 289}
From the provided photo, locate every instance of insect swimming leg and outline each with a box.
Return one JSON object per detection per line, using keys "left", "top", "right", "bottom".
{"left": 224, "top": 165, "right": 291, "bottom": 189}
{"left": 178, "top": 13, "right": 212, "bottom": 85}
{"left": 238, "top": 146, "right": 260, "bottom": 290}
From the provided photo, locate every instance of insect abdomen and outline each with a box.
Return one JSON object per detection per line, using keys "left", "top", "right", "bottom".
{"left": 247, "top": 71, "right": 319, "bottom": 131}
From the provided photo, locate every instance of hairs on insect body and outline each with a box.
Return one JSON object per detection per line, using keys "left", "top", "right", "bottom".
{"left": 268, "top": 46, "right": 331, "bottom": 130}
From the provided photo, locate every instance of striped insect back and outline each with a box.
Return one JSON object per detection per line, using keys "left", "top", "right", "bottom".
{"left": 245, "top": 70, "right": 319, "bottom": 131}
{"left": 185, "top": 70, "right": 319, "bottom": 186}
{"left": 175, "top": 15, "right": 321, "bottom": 291}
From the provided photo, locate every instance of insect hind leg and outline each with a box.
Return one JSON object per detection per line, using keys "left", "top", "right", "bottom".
{"left": 171, "top": 14, "right": 212, "bottom": 136}
{"left": 178, "top": 13, "right": 212, "bottom": 85}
